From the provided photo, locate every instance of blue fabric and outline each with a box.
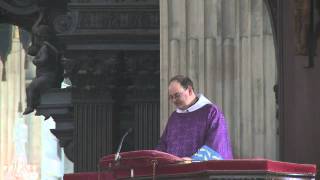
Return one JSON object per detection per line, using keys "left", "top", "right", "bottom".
{"left": 191, "top": 145, "right": 223, "bottom": 161}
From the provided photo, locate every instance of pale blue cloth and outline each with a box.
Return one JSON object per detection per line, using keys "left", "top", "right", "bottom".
{"left": 191, "top": 145, "right": 223, "bottom": 161}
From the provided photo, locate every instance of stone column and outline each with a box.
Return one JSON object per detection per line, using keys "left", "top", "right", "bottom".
{"left": 160, "top": 0, "right": 277, "bottom": 159}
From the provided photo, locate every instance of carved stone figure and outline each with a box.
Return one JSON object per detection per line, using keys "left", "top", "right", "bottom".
{"left": 294, "top": 0, "right": 310, "bottom": 55}
{"left": 23, "top": 25, "right": 64, "bottom": 115}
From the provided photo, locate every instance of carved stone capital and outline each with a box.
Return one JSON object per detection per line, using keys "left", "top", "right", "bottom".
{"left": 53, "top": 12, "right": 78, "bottom": 34}
{"left": 76, "top": 10, "right": 159, "bottom": 30}
{"left": 62, "top": 53, "right": 118, "bottom": 90}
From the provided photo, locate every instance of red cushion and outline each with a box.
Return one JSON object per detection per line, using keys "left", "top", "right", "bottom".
{"left": 99, "top": 150, "right": 183, "bottom": 169}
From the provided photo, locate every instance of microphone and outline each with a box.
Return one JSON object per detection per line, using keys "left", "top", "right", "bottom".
{"left": 114, "top": 128, "right": 133, "bottom": 162}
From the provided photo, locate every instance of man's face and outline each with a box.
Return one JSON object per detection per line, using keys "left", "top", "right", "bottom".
{"left": 168, "top": 81, "right": 191, "bottom": 109}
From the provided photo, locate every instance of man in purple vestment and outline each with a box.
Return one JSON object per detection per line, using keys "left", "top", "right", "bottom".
{"left": 156, "top": 75, "right": 233, "bottom": 160}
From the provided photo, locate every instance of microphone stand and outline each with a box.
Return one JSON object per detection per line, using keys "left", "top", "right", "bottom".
{"left": 114, "top": 128, "right": 132, "bottom": 162}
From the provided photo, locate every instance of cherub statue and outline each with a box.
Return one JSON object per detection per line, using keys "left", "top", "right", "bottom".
{"left": 23, "top": 25, "right": 64, "bottom": 115}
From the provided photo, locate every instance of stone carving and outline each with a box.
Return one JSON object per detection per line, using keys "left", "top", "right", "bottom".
{"left": 124, "top": 51, "right": 159, "bottom": 97}
{"left": 313, "top": 1, "right": 320, "bottom": 51}
{"left": 62, "top": 53, "right": 117, "bottom": 90}
{"left": 305, "top": 0, "right": 320, "bottom": 68}
{"left": 294, "top": 0, "right": 310, "bottom": 55}
{"left": 23, "top": 24, "right": 64, "bottom": 115}
{"left": 62, "top": 51, "right": 159, "bottom": 93}
{"left": 77, "top": 11, "right": 159, "bottom": 29}
{"left": 53, "top": 13, "right": 77, "bottom": 33}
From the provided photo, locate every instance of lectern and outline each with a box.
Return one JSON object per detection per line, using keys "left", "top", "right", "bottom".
{"left": 64, "top": 150, "right": 317, "bottom": 180}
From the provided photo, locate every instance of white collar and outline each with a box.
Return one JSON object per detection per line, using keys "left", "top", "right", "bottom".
{"left": 176, "top": 94, "right": 212, "bottom": 113}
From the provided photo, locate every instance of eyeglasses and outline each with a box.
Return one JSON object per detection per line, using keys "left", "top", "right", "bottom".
{"left": 169, "top": 89, "right": 187, "bottom": 100}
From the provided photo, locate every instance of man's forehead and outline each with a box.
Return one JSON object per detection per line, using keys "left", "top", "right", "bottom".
{"left": 168, "top": 81, "right": 183, "bottom": 91}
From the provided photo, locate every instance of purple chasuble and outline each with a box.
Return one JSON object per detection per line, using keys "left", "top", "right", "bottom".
{"left": 156, "top": 102, "right": 233, "bottom": 159}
